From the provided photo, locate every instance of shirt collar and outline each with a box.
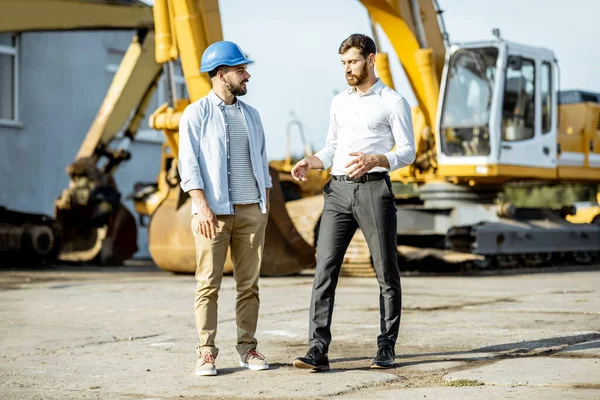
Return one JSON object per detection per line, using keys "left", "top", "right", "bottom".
{"left": 208, "top": 90, "right": 224, "bottom": 106}
{"left": 208, "top": 90, "right": 240, "bottom": 107}
{"left": 347, "top": 78, "right": 384, "bottom": 96}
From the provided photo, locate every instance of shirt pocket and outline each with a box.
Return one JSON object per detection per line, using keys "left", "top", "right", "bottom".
{"left": 202, "top": 123, "right": 225, "bottom": 158}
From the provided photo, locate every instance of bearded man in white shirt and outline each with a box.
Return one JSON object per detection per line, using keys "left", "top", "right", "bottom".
{"left": 291, "top": 33, "right": 416, "bottom": 371}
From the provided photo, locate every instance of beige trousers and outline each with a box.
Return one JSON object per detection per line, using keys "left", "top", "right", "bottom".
{"left": 192, "top": 203, "right": 267, "bottom": 357}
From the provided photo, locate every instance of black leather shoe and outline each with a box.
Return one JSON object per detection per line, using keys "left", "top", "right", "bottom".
{"left": 370, "top": 345, "right": 395, "bottom": 369}
{"left": 293, "top": 347, "right": 330, "bottom": 372}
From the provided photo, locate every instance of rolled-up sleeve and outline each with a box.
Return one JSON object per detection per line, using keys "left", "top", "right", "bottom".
{"left": 313, "top": 101, "right": 338, "bottom": 170}
{"left": 385, "top": 97, "right": 416, "bottom": 171}
{"left": 178, "top": 107, "right": 204, "bottom": 192}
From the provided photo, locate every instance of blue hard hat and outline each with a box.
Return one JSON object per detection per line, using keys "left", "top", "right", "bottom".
{"left": 200, "top": 41, "right": 253, "bottom": 73}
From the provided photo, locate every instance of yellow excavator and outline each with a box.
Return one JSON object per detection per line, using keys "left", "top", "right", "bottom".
{"left": 0, "top": 0, "right": 157, "bottom": 265}
{"left": 0, "top": 0, "right": 320, "bottom": 274}
{"left": 1, "top": 0, "right": 598, "bottom": 274}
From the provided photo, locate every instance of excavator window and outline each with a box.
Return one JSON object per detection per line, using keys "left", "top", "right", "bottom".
{"left": 439, "top": 47, "right": 498, "bottom": 157}
{"left": 502, "top": 56, "right": 536, "bottom": 141}
{"left": 541, "top": 62, "right": 553, "bottom": 134}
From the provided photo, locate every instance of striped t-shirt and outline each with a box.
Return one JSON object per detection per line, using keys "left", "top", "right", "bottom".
{"left": 221, "top": 103, "right": 260, "bottom": 205}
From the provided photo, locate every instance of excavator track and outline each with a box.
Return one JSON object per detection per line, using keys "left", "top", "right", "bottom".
{"left": 287, "top": 195, "right": 600, "bottom": 277}
{"left": 285, "top": 196, "right": 478, "bottom": 277}
{"left": 446, "top": 216, "right": 600, "bottom": 270}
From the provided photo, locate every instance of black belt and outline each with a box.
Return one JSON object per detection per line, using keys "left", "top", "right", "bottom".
{"left": 331, "top": 172, "right": 388, "bottom": 183}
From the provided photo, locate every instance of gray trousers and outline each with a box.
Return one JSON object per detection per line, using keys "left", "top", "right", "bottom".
{"left": 309, "top": 174, "right": 401, "bottom": 352}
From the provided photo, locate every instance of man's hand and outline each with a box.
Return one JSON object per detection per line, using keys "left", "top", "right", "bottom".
{"left": 188, "top": 189, "right": 218, "bottom": 239}
{"left": 291, "top": 156, "right": 324, "bottom": 182}
{"left": 291, "top": 159, "right": 311, "bottom": 182}
{"left": 345, "top": 152, "right": 388, "bottom": 178}
{"left": 196, "top": 201, "right": 218, "bottom": 239}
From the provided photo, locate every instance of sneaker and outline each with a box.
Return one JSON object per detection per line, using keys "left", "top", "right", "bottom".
{"left": 370, "top": 345, "right": 395, "bottom": 369}
{"left": 293, "top": 346, "right": 330, "bottom": 372}
{"left": 195, "top": 345, "right": 217, "bottom": 376}
{"left": 239, "top": 349, "right": 269, "bottom": 371}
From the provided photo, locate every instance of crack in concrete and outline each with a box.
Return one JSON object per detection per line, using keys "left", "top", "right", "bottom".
{"left": 351, "top": 298, "right": 517, "bottom": 313}
{"left": 435, "top": 334, "right": 600, "bottom": 387}
{"left": 550, "top": 353, "right": 600, "bottom": 359}
{"left": 406, "top": 298, "right": 517, "bottom": 311}
{"left": 549, "top": 290, "right": 596, "bottom": 294}
{"left": 357, "top": 333, "right": 600, "bottom": 391}
{"left": 3, "top": 387, "right": 143, "bottom": 400}
{"left": 220, "top": 307, "right": 308, "bottom": 323}
{"left": 323, "top": 374, "right": 406, "bottom": 397}
{"left": 571, "top": 384, "right": 600, "bottom": 390}
{"left": 492, "top": 310, "right": 600, "bottom": 315}
{"left": 80, "top": 333, "right": 164, "bottom": 347}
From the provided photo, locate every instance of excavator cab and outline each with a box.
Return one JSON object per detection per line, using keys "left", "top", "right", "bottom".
{"left": 418, "top": 40, "right": 599, "bottom": 267}
{"left": 436, "top": 40, "right": 559, "bottom": 181}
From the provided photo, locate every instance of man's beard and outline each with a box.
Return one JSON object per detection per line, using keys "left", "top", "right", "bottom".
{"left": 224, "top": 77, "right": 248, "bottom": 96}
{"left": 345, "top": 63, "right": 368, "bottom": 87}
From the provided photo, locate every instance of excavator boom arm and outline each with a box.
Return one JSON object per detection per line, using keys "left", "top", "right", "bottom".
{"left": 0, "top": 0, "right": 154, "bottom": 32}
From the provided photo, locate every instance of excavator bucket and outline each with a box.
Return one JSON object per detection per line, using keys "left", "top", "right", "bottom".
{"left": 148, "top": 167, "right": 316, "bottom": 275}
{"left": 53, "top": 157, "right": 139, "bottom": 265}
{"left": 56, "top": 203, "right": 138, "bottom": 265}
{"left": 257, "top": 167, "right": 317, "bottom": 275}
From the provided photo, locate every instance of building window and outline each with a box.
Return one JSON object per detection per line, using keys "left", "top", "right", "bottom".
{"left": 502, "top": 56, "right": 535, "bottom": 141}
{"left": 0, "top": 34, "right": 19, "bottom": 126}
{"left": 106, "top": 48, "right": 188, "bottom": 144}
{"left": 541, "top": 62, "right": 552, "bottom": 134}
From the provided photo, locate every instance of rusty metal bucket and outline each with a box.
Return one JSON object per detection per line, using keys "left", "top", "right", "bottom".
{"left": 148, "top": 167, "right": 316, "bottom": 276}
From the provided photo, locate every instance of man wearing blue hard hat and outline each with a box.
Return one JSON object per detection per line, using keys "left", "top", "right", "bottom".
{"left": 178, "top": 41, "right": 272, "bottom": 376}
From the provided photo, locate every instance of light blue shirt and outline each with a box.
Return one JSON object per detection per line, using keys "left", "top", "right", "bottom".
{"left": 178, "top": 90, "right": 273, "bottom": 216}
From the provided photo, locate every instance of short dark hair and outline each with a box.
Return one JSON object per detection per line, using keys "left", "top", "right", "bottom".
{"left": 208, "top": 66, "right": 221, "bottom": 79}
{"left": 338, "top": 34, "right": 377, "bottom": 58}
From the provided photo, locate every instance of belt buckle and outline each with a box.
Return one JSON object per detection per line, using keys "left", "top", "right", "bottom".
{"left": 344, "top": 174, "right": 365, "bottom": 183}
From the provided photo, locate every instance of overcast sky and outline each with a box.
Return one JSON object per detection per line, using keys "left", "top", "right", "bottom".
{"left": 145, "top": 0, "right": 600, "bottom": 160}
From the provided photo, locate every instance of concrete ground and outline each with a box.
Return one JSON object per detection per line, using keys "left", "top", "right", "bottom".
{"left": 1, "top": 263, "right": 599, "bottom": 399}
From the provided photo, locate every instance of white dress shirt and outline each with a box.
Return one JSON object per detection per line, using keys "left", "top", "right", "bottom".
{"left": 314, "top": 79, "right": 416, "bottom": 175}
